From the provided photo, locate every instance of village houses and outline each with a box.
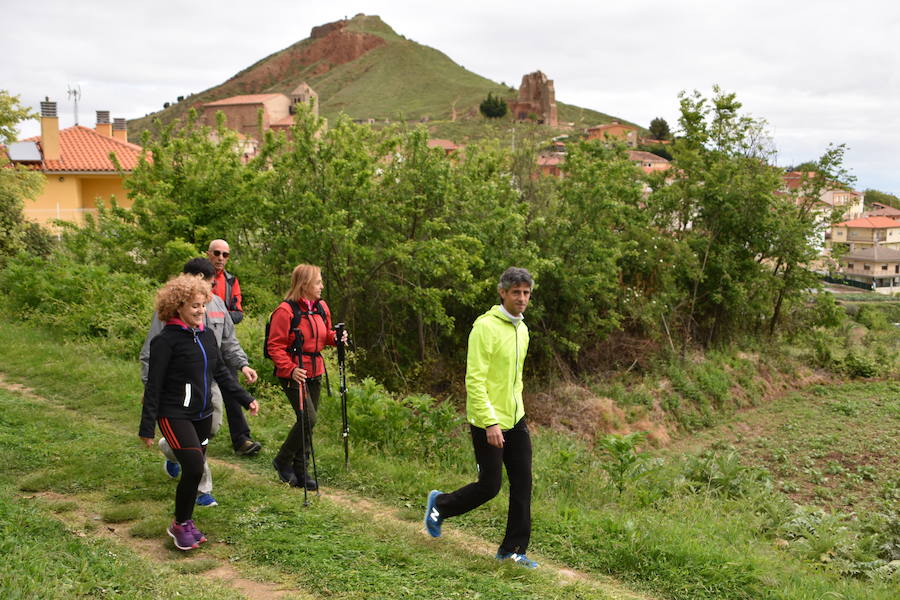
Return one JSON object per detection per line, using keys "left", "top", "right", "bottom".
{"left": 5, "top": 99, "right": 143, "bottom": 227}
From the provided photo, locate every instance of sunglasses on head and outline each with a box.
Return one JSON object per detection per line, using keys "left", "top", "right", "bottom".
{"left": 212, "top": 250, "right": 230, "bottom": 258}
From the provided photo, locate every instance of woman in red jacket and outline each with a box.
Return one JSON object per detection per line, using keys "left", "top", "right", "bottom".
{"left": 267, "top": 264, "right": 340, "bottom": 490}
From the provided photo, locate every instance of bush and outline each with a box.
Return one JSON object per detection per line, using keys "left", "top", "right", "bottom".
{"left": 855, "top": 305, "right": 891, "bottom": 330}
{"left": 0, "top": 253, "right": 155, "bottom": 357}
{"left": 682, "top": 450, "right": 767, "bottom": 498}
{"left": 841, "top": 351, "right": 879, "bottom": 378}
{"left": 341, "top": 377, "right": 465, "bottom": 462}
{"left": 479, "top": 93, "right": 508, "bottom": 119}
{"left": 596, "top": 432, "right": 657, "bottom": 494}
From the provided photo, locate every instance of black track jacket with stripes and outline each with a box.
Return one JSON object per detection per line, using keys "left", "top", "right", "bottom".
{"left": 139, "top": 322, "right": 254, "bottom": 438}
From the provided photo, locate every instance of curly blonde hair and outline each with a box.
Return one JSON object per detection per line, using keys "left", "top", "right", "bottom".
{"left": 156, "top": 274, "right": 212, "bottom": 321}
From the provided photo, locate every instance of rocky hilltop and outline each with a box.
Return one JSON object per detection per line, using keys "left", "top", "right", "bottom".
{"left": 129, "top": 14, "right": 622, "bottom": 139}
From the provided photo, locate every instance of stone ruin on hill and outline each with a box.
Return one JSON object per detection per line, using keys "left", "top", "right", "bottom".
{"left": 507, "top": 71, "right": 558, "bottom": 127}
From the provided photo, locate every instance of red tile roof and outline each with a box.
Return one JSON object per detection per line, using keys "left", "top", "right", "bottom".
{"left": 270, "top": 115, "right": 295, "bottom": 127}
{"left": 536, "top": 154, "right": 564, "bottom": 166}
{"left": 782, "top": 171, "right": 816, "bottom": 189}
{"left": 427, "top": 138, "right": 459, "bottom": 151}
{"left": 835, "top": 216, "right": 900, "bottom": 229}
{"left": 865, "top": 207, "right": 900, "bottom": 218}
{"left": 628, "top": 150, "right": 669, "bottom": 163}
{"left": 204, "top": 94, "right": 284, "bottom": 106}
{"left": 23, "top": 126, "right": 145, "bottom": 172}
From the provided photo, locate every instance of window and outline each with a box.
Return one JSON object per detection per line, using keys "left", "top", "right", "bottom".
{"left": 863, "top": 264, "right": 871, "bottom": 270}
{"left": 846, "top": 263, "right": 853, "bottom": 269}
{"left": 883, "top": 265, "right": 889, "bottom": 271}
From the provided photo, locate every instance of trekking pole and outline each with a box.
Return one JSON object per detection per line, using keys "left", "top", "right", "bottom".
{"left": 290, "top": 325, "right": 311, "bottom": 507}
{"left": 302, "top": 377, "right": 319, "bottom": 498}
{"left": 334, "top": 323, "right": 350, "bottom": 469}
{"left": 297, "top": 381, "right": 309, "bottom": 507}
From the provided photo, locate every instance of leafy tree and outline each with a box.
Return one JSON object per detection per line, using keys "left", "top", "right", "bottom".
{"left": 648, "top": 87, "right": 791, "bottom": 348}
{"left": 62, "top": 110, "right": 257, "bottom": 281}
{"left": 863, "top": 189, "right": 900, "bottom": 209}
{"left": 31, "top": 85, "right": 850, "bottom": 386}
{"left": 648, "top": 117, "right": 671, "bottom": 141}
{"left": 637, "top": 142, "right": 672, "bottom": 161}
{"left": 0, "top": 90, "right": 46, "bottom": 264}
{"left": 766, "top": 144, "right": 852, "bottom": 336}
{"left": 0, "top": 90, "right": 35, "bottom": 145}
{"left": 529, "top": 139, "right": 642, "bottom": 369}
{"left": 785, "top": 160, "right": 818, "bottom": 173}
{"left": 479, "top": 93, "right": 508, "bottom": 119}
{"left": 244, "top": 106, "right": 534, "bottom": 384}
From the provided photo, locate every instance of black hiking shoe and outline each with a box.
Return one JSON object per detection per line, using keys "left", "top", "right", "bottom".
{"left": 272, "top": 459, "right": 298, "bottom": 486}
{"left": 235, "top": 439, "right": 262, "bottom": 456}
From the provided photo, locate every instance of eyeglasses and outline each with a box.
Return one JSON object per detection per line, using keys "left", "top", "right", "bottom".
{"left": 211, "top": 250, "right": 230, "bottom": 258}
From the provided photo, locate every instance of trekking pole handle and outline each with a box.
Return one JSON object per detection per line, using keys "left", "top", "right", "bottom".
{"left": 334, "top": 323, "right": 346, "bottom": 361}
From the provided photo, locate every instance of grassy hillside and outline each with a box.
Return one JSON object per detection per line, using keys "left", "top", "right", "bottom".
{"left": 128, "top": 14, "right": 630, "bottom": 142}
{"left": 1, "top": 318, "right": 897, "bottom": 599}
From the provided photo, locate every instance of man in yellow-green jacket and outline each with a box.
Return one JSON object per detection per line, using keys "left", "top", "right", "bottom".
{"left": 424, "top": 267, "right": 538, "bottom": 569}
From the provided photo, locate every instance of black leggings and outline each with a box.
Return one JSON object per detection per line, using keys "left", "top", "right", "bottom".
{"left": 275, "top": 376, "right": 321, "bottom": 473}
{"left": 159, "top": 416, "right": 212, "bottom": 522}
{"left": 435, "top": 418, "right": 533, "bottom": 554}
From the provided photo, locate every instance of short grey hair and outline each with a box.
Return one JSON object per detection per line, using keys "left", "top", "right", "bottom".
{"left": 498, "top": 267, "right": 533, "bottom": 291}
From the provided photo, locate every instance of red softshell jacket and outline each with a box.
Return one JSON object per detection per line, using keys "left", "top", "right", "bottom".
{"left": 266, "top": 299, "right": 334, "bottom": 379}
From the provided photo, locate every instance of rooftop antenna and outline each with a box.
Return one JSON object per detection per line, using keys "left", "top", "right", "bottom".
{"left": 67, "top": 84, "right": 82, "bottom": 125}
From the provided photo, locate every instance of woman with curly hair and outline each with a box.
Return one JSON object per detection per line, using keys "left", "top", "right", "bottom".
{"left": 138, "top": 273, "right": 259, "bottom": 550}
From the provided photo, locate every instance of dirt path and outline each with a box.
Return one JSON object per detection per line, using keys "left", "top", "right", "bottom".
{"left": 0, "top": 373, "right": 652, "bottom": 600}
{"left": 21, "top": 490, "right": 302, "bottom": 600}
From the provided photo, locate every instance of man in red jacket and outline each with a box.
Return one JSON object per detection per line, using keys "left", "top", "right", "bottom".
{"left": 207, "top": 239, "right": 244, "bottom": 324}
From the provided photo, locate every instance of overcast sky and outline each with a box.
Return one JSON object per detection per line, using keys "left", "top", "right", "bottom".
{"left": 4, "top": 0, "right": 898, "bottom": 194}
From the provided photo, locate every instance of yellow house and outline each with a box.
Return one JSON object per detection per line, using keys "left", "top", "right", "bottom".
{"left": 8, "top": 99, "right": 144, "bottom": 227}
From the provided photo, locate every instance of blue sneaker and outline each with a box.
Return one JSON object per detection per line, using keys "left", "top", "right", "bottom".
{"left": 424, "top": 490, "right": 444, "bottom": 537}
{"left": 195, "top": 493, "right": 218, "bottom": 507}
{"left": 164, "top": 459, "right": 180, "bottom": 479}
{"left": 496, "top": 551, "right": 538, "bottom": 569}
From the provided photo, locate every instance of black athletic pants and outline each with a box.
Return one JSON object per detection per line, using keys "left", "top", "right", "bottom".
{"left": 159, "top": 415, "right": 212, "bottom": 523}
{"left": 435, "top": 418, "right": 532, "bottom": 554}
{"left": 222, "top": 383, "right": 252, "bottom": 450}
{"left": 275, "top": 376, "right": 321, "bottom": 475}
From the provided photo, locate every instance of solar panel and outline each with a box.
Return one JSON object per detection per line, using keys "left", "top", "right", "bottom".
{"left": 7, "top": 141, "right": 42, "bottom": 162}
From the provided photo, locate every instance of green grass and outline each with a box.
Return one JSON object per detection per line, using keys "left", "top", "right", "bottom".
{"left": 1, "top": 320, "right": 898, "bottom": 598}
{"left": 0, "top": 483, "right": 241, "bottom": 600}
{"left": 0, "top": 321, "right": 637, "bottom": 599}
{"left": 669, "top": 381, "right": 900, "bottom": 513}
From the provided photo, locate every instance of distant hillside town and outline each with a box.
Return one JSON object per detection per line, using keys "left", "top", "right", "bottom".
{"left": 4, "top": 13, "right": 897, "bottom": 294}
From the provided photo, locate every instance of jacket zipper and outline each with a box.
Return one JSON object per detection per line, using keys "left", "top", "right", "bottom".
{"left": 193, "top": 329, "right": 209, "bottom": 414}
{"left": 513, "top": 320, "right": 520, "bottom": 424}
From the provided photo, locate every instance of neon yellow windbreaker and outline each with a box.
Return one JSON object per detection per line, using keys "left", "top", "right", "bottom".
{"left": 465, "top": 305, "right": 529, "bottom": 430}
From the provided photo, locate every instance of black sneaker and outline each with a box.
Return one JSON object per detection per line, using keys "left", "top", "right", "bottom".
{"left": 235, "top": 439, "right": 262, "bottom": 456}
{"left": 272, "top": 459, "right": 299, "bottom": 486}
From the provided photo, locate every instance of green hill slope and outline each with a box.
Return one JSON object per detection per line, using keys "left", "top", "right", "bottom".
{"left": 129, "top": 14, "right": 629, "bottom": 140}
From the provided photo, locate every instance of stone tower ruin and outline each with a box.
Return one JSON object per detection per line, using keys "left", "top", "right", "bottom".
{"left": 507, "top": 71, "right": 558, "bottom": 127}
